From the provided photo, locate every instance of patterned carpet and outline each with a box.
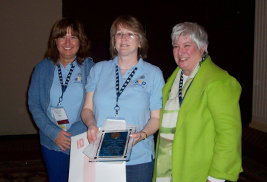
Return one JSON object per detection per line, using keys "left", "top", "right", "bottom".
{"left": 239, "top": 127, "right": 267, "bottom": 182}
{"left": 0, "top": 134, "right": 48, "bottom": 182}
{"left": 0, "top": 127, "right": 266, "bottom": 182}
{"left": 241, "top": 156, "right": 267, "bottom": 182}
{"left": 0, "top": 160, "right": 48, "bottom": 182}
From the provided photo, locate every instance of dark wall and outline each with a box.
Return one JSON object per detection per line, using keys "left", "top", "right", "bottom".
{"left": 63, "top": 0, "right": 255, "bottom": 127}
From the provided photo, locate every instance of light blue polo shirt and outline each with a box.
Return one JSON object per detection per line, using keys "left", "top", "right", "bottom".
{"left": 48, "top": 60, "right": 84, "bottom": 130}
{"left": 85, "top": 56, "right": 165, "bottom": 165}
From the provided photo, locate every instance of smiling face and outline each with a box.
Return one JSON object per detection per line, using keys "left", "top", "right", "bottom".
{"left": 173, "top": 34, "right": 204, "bottom": 76}
{"left": 55, "top": 26, "right": 80, "bottom": 65}
{"left": 114, "top": 25, "right": 141, "bottom": 59}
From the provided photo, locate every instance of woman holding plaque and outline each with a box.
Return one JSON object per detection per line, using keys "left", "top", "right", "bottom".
{"left": 153, "top": 22, "right": 242, "bottom": 182}
{"left": 82, "top": 15, "right": 165, "bottom": 182}
{"left": 28, "top": 18, "right": 94, "bottom": 182}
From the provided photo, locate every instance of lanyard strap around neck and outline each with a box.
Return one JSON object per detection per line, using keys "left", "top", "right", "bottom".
{"left": 57, "top": 63, "right": 75, "bottom": 106}
{"left": 114, "top": 65, "right": 137, "bottom": 116}
{"left": 178, "top": 54, "right": 207, "bottom": 106}
{"left": 178, "top": 70, "right": 193, "bottom": 106}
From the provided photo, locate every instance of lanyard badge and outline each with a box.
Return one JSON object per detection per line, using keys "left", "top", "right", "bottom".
{"left": 51, "top": 106, "right": 69, "bottom": 131}
{"left": 57, "top": 63, "right": 75, "bottom": 106}
{"left": 114, "top": 65, "right": 137, "bottom": 117}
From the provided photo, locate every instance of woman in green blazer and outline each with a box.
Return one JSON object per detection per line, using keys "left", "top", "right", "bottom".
{"left": 153, "top": 22, "right": 242, "bottom": 182}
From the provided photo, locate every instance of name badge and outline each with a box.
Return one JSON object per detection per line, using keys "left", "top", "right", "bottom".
{"left": 51, "top": 107, "right": 69, "bottom": 131}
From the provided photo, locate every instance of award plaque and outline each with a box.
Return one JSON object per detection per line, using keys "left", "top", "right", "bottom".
{"left": 82, "top": 119, "right": 141, "bottom": 162}
{"left": 99, "top": 131, "right": 127, "bottom": 157}
{"left": 98, "top": 130, "right": 129, "bottom": 158}
{"left": 90, "top": 129, "right": 133, "bottom": 161}
{"left": 83, "top": 129, "right": 134, "bottom": 162}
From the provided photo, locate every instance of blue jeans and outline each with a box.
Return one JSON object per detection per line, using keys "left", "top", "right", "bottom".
{"left": 126, "top": 158, "right": 154, "bottom": 182}
{"left": 41, "top": 146, "right": 70, "bottom": 182}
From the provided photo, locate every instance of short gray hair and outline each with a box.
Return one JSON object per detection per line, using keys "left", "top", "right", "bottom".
{"left": 171, "top": 22, "right": 208, "bottom": 53}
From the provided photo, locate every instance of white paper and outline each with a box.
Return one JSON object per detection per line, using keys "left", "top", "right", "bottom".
{"left": 69, "top": 132, "right": 89, "bottom": 182}
{"left": 95, "top": 162, "right": 126, "bottom": 182}
{"left": 69, "top": 132, "right": 127, "bottom": 182}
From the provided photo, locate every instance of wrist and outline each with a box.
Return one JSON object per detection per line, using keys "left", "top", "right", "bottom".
{"left": 140, "top": 131, "right": 148, "bottom": 140}
{"left": 87, "top": 122, "right": 97, "bottom": 128}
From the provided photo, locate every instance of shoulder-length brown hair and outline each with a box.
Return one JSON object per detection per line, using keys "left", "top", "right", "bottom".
{"left": 44, "top": 17, "right": 91, "bottom": 65}
{"left": 110, "top": 15, "right": 149, "bottom": 60}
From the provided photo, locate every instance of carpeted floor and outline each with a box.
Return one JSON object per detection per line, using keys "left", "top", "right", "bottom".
{"left": 239, "top": 127, "right": 267, "bottom": 182}
{"left": 0, "top": 127, "right": 267, "bottom": 182}
{"left": 0, "top": 160, "right": 48, "bottom": 182}
{"left": 0, "top": 134, "right": 48, "bottom": 182}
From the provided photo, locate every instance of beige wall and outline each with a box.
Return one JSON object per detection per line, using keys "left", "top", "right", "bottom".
{"left": 0, "top": 0, "right": 62, "bottom": 135}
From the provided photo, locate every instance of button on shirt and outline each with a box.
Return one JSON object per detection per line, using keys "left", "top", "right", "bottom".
{"left": 48, "top": 61, "right": 84, "bottom": 130}
{"left": 85, "top": 56, "right": 165, "bottom": 165}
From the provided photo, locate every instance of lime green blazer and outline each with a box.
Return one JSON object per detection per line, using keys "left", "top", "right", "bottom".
{"left": 153, "top": 56, "right": 242, "bottom": 182}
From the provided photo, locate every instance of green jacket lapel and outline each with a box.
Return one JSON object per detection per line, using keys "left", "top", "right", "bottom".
{"left": 175, "top": 56, "right": 222, "bottom": 132}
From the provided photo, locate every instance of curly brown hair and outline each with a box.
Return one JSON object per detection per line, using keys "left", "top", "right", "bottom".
{"left": 44, "top": 17, "right": 91, "bottom": 65}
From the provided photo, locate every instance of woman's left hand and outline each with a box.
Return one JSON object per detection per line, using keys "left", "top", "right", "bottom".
{"left": 55, "top": 130, "right": 72, "bottom": 151}
{"left": 130, "top": 132, "right": 145, "bottom": 146}
{"left": 129, "top": 109, "right": 161, "bottom": 146}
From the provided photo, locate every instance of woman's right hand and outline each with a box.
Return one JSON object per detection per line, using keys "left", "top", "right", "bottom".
{"left": 87, "top": 123, "right": 99, "bottom": 143}
{"left": 81, "top": 91, "right": 98, "bottom": 143}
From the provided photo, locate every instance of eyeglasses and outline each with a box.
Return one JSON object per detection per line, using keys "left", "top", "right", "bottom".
{"left": 114, "top": 32, "right": 139, "bottom": 39}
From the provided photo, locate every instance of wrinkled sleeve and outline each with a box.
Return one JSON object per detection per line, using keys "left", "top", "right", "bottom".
{"left": 28, "top": 65, "right": 61, "bottom": 142}
{"left": 85, "top": 62, "right": 102, "bottom": 92}
{"left": 207, "top": 76, "right": 242, "bottom": 181}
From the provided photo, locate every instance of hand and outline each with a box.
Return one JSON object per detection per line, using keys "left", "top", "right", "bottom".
{"left": 130, "top": 132, "right": 145, "bottom": 146}
{"left": 87, "top": 123, "right": 99, "bottom": 143}
{"left": 55, "top": 130, "right": 72, "bottom": 151}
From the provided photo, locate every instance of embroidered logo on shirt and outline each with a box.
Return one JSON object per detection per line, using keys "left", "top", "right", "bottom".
{"left": 73, "top": 73, "right": 82, "bottom": 83}
{"left": 133, "top": 75, "right": 146, "bottom": 88}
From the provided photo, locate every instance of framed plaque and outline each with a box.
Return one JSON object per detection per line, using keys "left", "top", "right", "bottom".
{"left": 98, "top": 131, "right": 128, "bottom": 157}
{"left": 83, "top": 129, "right": 135, "bottom": 162}
{"left": 97, "top": 129, "right": 132, "bottom": 160}
{"left": 83, "top": 119, "right": 141, "bottom": 162}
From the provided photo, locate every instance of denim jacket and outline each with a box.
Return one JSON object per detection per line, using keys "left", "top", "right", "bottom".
{"left": 28, "top": 57, "right": 94, "bottom": 155}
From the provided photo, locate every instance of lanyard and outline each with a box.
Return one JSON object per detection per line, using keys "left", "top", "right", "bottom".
{"left": 114, "top": 65, "right": 137, "bottom": 116}
{"left": 178, "top": 54, "right": 206, "bottom": 106}
{"left": 57, "top": 63, "right": 75, "bottom": 106}
{"left": 178, "top": 70, "right": 193, "bottom": 106}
